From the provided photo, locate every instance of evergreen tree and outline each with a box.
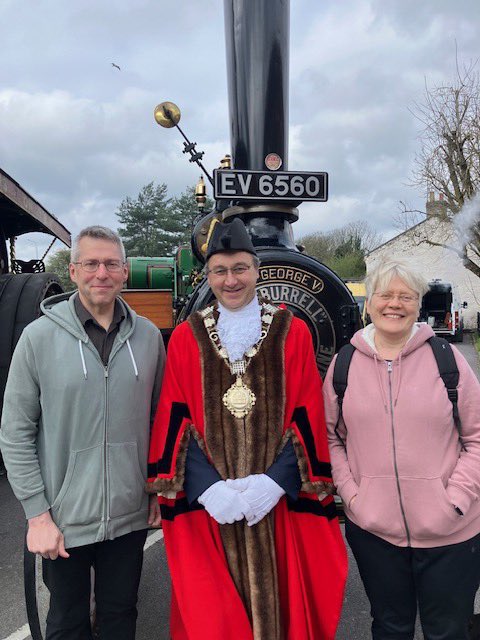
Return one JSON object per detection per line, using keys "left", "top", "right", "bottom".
{"left": 169, "top": 185, "right": 215, "bottom": 245}
{"left": 116, "top": 182, "right": 180, "bottom": 256}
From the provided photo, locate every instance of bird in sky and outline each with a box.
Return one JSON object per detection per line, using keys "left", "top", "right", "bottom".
{"left": 111, "top": 63, "right": 121, "bottom": 71}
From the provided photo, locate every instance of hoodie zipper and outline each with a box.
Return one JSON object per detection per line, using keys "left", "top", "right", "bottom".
{"left": 103, "top": 364, "right": 110, "bottom": 539}
{"left": 83, "top": 343, "right": 113, "bottom": 541}
{"left": 386, "top": 360, "right": 411, "bottom": 546}
{"left": 85, "top": 339, "right": 126, "bottom": 541}
{"left": 100, "top": 338, "right": 133, "bottom": 539}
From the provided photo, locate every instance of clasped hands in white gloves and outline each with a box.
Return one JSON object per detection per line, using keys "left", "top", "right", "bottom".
{"left": 198, "top": 480, "right": 254, "bottom": 524}
{"left": 198, "top": 474, "right": 285, "bottom": 526}
{"left": 227, "top": 474, "right": 285, "bottom": 526}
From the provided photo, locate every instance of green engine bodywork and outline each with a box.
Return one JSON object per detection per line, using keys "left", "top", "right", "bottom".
{"left": 126, "top": 245, "right": 202, "bottom": 299}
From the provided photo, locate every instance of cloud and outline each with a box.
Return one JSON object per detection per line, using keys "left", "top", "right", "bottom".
{"left": 2, "top": 0, "right": 479, "bottom": 261}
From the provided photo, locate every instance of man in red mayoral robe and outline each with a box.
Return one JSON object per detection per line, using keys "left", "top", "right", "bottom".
{"left": 147, "top": 218, "right": 347, "bottom": 639}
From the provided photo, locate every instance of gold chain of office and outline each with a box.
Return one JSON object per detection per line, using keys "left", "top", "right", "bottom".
{"left": 200, "top": 301, "right": 278, "bottom": 418}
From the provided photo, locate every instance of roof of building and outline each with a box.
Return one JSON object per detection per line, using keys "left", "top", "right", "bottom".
{"left": 0, "top": 167, "right": 71, "bottom": 246}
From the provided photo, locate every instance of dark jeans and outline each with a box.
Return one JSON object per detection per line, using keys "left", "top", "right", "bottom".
{"left": 345, "top": 517, "right": 480, "bottom": 640}
{"left": 42, "top": 528, "right": 148, "bottom": 640}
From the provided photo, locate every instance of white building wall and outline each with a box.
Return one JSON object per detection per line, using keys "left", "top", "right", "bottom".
{"left": 366, "top": 218, "right": 480, "bottom": 329}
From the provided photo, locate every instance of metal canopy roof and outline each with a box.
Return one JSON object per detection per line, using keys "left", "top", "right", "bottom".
{"left": 0, "top": 168, "right": 71, "bottom": 247}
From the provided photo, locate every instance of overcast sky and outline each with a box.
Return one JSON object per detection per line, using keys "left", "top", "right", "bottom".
{"left": 1, "top": 0, "right": 479, "bottom": 259}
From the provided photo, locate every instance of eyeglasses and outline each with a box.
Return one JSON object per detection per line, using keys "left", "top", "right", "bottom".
{"left": 207, "top": 264, "right": 254, "bottom": 278}
{"left": 373, "top": 292, "right": 419, "bottom": 304}
{"left": 73, "top": 260, "right": 125, "bottom": 273}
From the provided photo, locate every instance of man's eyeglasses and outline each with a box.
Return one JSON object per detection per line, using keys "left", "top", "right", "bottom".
{"left": 73, "top": 260, "right": 125, "bottom": 273}
{"left": 207, "top": 264, "right": 253, "bottom": 278}
{"left": 373, "top": 292, "right": 419, "bottom": 304}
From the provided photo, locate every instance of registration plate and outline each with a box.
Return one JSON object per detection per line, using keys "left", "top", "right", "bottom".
{"left": 213, "top": 169, "right": 328, "bottom": 202}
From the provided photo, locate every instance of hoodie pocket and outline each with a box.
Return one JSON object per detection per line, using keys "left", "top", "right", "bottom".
{"left": 108, "top": 441, "right": 146, "bottom": 519}
{"left": 349, "top": 476, "right": 406, "bottom": 539}
{"left": 51, "top": 445, "right": 103, "bottom": 527}
{"left": 400, "top": 477, "right": 460, "bottom": 540}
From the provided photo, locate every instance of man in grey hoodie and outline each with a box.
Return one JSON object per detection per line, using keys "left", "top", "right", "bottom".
{"left": 0, "top": 226, "right": 165, "bottom": 640}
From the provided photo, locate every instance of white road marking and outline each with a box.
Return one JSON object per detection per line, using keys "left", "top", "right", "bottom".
{"left": 1, "top": 624, "right": 31, "bottom": 640}
{"left": 144, "top": 528, "right": 164, "bottom": 550}
{"left": 1, "top": 530, "right": 165, "bottom": 640}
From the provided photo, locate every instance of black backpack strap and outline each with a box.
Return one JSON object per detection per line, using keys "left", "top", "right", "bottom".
{"left": 332, "top": 343, "right": 356, "bottom": 446}
{"left": 427, "top": 336, "right": 462, "bottom": 441}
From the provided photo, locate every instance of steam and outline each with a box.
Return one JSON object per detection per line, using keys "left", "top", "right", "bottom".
{"left": 451, "top": 193, "right": 480, "bottom": 308}
{"left": 453, "top": 192, "right": 480, "bottom": 248}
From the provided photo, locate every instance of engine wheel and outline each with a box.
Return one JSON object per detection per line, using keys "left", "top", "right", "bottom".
{"left": 0, "top": 273, "right": 63, "bottom": 413}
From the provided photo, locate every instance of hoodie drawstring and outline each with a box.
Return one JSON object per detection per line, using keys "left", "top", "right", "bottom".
{"left": 394, "top": 353, "right": 403, "bottom": 406}
{"left": 373, "top": 353, "right": 389, "bottom": 413}
{"left": 78, "top": 338, "right": 138, "bottom": 379}
{"left": 78, "top": 340, "right": 88, "bottom": 380}
{"left": 126, "top": 339, "right": 139, "bottom": 379}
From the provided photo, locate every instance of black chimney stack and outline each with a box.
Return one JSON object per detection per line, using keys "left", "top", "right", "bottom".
{"left": 222, "top": 0, "right": 298, "bottom": 245}
{"left": 224, "top": 0, "right": 289, "bottom": 173}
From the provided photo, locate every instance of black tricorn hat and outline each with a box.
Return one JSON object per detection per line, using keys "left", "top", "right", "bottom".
{"left": 206, "top": 218, "right": 257, "bottom": 260}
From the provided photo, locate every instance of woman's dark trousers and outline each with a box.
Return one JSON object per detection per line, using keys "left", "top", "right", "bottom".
{"left": 345, "top": 517, "right": 480, "bottom": 640}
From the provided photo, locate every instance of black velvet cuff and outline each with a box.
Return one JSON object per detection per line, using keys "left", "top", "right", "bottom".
{"left": 266, "top": 439, "right": 302, "bottom": 500}
{"left": 184, "top": 437, "right": 222, "bottom": 504}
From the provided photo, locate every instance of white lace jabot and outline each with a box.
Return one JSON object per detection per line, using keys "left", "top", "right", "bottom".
{"left": 217, "top": 297, "right": 262, "bottom": 362}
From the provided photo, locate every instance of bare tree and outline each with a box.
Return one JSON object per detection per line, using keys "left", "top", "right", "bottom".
{"left": 396, "top": 59, "right": 480, "bottom": 278}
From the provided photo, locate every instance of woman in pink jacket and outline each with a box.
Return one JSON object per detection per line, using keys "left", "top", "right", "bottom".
{"left": 324, "top": 260, "right": 480, "bottom": 640}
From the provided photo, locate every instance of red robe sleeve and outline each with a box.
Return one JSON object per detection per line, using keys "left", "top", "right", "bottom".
{"left": 283, "top": 318, "right": 335, "bottom": 495}
{"left": 146, "top": 323, "right": 195, "bottom": 496}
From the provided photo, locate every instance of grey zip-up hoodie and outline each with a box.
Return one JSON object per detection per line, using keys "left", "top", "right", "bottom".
{"left": 0, "top": 291, "right": 164, "bottom": 548}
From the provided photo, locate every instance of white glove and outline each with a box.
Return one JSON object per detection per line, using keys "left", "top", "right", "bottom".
{"left": 226, "top": 474, "right": 285, "bottom": 526}
{"left": 198, "top": 480, "right": 254, "bottom": 524}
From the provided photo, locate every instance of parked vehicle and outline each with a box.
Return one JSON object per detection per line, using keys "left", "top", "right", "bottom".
{"left": 419, "top": 279, "right": 467, "bottom": 342}
{"left": 345, "top": 280, "right": 368, "bottom": 326}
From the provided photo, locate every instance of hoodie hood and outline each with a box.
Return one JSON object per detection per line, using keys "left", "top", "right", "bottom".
{"left": 350, "top": 322, "right": 436, "bottom": 410}
{"left": 40, "top": 291, "right": 139, "bottom": 379}
{"left": 40, "top": 290, "right": 136, "bottom": 343}
{"left": 351, "top": 322, "right": 435, "bottom": 359}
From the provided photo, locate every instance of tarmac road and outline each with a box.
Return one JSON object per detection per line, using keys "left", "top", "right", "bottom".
{"left": 0, "top": 337, "right": 478, "bottom": 640}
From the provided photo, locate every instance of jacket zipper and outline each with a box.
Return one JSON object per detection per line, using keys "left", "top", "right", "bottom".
{"left": 387, "top": 360, "right": 411, "bottom": 546}
{"left": 103, "top": 365, "right": 110, "bottom": 539}
{"left": 83, "top": 336, "right": 126, "bottom": 541}
{"left": 103, "top": 339, "right": 129, "bottom": 540}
